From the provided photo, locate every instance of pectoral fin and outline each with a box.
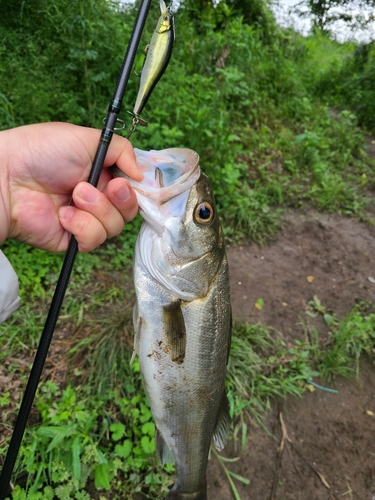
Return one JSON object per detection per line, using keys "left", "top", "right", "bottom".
{"left": 155, "top": 427, "right": 175, "bottom": 465}
{"left": 213, "top": 391, "right": 231, "bottom": 451}
{"left": 162, "top": 300, "right": 186, "bottom": 364}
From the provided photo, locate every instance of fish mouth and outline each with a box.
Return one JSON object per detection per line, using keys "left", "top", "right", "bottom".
{"left": 128, "top": 148, "right": 200, "bottom": 203}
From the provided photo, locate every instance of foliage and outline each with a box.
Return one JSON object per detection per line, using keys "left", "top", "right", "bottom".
{"left": 129, "top": 14, "right": 373, "bottom": 240}
{"left": 0, "top": 240, "right": 64, "bottom": 300}
{"left": 1, "top": 0, "right": 374, "bottom": 249}
{"left": 178, "top": 0, "right": 274, "bottom": 38}
{"left": 0, "top": 0, "right": 137, "bottom": 128}
{"left": 11, "top": 377, "right": 171, "bottom": 500}
{"left": 318, "top": 303, "right": 375, "bottom": 379}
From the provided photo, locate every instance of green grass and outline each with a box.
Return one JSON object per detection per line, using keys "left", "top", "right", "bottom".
{"left": 0, "top": 281, "right": 171, "bottom": 500}
{"left": 1, "top": 283, "right": 374, "bottom": 499}
{"left": 228, "top": 302, "right": 375, "bottom": 424}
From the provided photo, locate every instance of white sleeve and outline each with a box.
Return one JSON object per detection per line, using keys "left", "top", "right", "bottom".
{"left": 0, "top": 250, "right": 21, "bottom": 323}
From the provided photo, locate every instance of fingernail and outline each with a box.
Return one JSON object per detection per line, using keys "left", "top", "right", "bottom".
{"left": 77, "top": 183, "right": 100, "bottom": 203}
{"left": 114, "top": 182, "right": 131, "bottom": 202}
{"left": 59, "top": 206, "right": 74, "bottom": 220}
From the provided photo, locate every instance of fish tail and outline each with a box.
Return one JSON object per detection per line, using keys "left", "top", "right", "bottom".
{"left": 165, "top": 485, "right": 207, "bottom": 500}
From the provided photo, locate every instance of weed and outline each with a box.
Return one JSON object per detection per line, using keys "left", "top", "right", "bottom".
{"left": 211, "top": 448, "right": 250, "bottom": 500}
{"left": 223, "top": 184, "right": 281, "bottom": 244}
{"left": 319, "top": 303, "right": 375, "bottom": 379}
{"left": 227, "top": 301, "right": 375, "bottom": 430}
{"left": 12, "top": 378, "right": 171, "bottom": 499}
{"left": 2, "top": 4, "right": 373, "bottom": 246}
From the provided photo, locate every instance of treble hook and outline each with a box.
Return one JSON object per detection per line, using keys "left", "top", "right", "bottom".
{"left": 126, "top": 111, "right": 148, "bottom": 139}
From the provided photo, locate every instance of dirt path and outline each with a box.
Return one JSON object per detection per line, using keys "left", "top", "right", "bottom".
{"left": 208, "top": 210, "right": 375, "bottom": 499}
{"left": 228, "top": 211, "right": 375, "bottom": 334}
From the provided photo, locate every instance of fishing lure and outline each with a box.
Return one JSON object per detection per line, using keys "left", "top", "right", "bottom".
{"left": 128, "top": 0, "right": 175, "bottom": 136}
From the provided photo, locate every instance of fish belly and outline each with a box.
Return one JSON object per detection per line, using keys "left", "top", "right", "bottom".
{"left": 134, "top": 249, "right": 231, "bottom": 495}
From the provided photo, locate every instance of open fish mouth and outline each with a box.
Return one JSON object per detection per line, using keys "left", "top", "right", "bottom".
{"left": 110, "top": 147, "right": 202, "bottom": 235}
{"left": 129, "top": 148, "right": 200, "bottom": 203}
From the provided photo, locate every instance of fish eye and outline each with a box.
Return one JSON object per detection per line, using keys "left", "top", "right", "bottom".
{"left": 194, "top": 202, "right": 214, "bottom": 224}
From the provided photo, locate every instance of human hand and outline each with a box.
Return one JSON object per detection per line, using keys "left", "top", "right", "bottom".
{"left": 0, "top": 122, "right": 142, "bottom": 252}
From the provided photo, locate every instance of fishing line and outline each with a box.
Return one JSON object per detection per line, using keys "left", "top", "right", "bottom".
{"left": 0, "top": 1, "right": 152, "bottom": 497}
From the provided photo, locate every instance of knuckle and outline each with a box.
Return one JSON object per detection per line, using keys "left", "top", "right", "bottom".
{"left": 73, "top": 212, "right": 107, "bottom": 251}
{"left": 75, "top": 212, "right": 92, "bottom": 235}
{"left": 102, "top": 200, "right": 116, "bottom": 221}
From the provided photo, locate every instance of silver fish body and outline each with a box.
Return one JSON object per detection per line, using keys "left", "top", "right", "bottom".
{"left": 114, "top": 149, "right": 231, "bottom": 500}
{"left": 133, "top": 0, "right": 175, "bottom": 117}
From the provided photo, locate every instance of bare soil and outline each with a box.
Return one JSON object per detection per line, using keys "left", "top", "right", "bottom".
{"left": 208, "top": 210, "right": 375, "bottom": 500}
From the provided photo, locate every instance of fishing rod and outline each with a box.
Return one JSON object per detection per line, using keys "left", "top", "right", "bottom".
{"left": 0, "top": 1, "right": 153, "bottom": 497}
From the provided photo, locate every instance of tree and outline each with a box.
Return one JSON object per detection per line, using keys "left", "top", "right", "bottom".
{"left": 293, "top": 0, "right": 375, "bottom": 35}
{"left": 178, "top": 0, "right": 273, "bottom": 34}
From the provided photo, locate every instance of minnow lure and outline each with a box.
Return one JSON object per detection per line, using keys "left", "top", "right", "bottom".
{"left": 133, "top": 0, "right": 175, "bottom": 119}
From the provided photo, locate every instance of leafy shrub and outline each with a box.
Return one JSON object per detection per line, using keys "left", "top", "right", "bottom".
{"left": 16, "top": 370, "right": 171, "bottom": 499}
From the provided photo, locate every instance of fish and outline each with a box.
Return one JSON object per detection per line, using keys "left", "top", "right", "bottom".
{"left": 133, "top": 0, "right": 175, "bottom": 118}
{"left": 112, "top": 148, "right": 232, "bottom": 500}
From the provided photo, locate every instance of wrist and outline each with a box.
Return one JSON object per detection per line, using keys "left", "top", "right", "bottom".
{"left": 0, "top": 129, "right": 12, "bottom": 245}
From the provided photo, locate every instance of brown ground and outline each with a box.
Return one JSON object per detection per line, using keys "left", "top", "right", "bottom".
{"left": 208, "top": 210, "right": 375, "bottom": 500}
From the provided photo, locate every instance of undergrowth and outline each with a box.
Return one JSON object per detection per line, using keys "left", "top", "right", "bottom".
{"left": 1, "top": 284, "right": 374, "bottom": 499}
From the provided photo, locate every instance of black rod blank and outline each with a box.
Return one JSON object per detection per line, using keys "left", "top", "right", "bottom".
{"left": 0, "top": 1, "right": 152, "bottom": 498}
